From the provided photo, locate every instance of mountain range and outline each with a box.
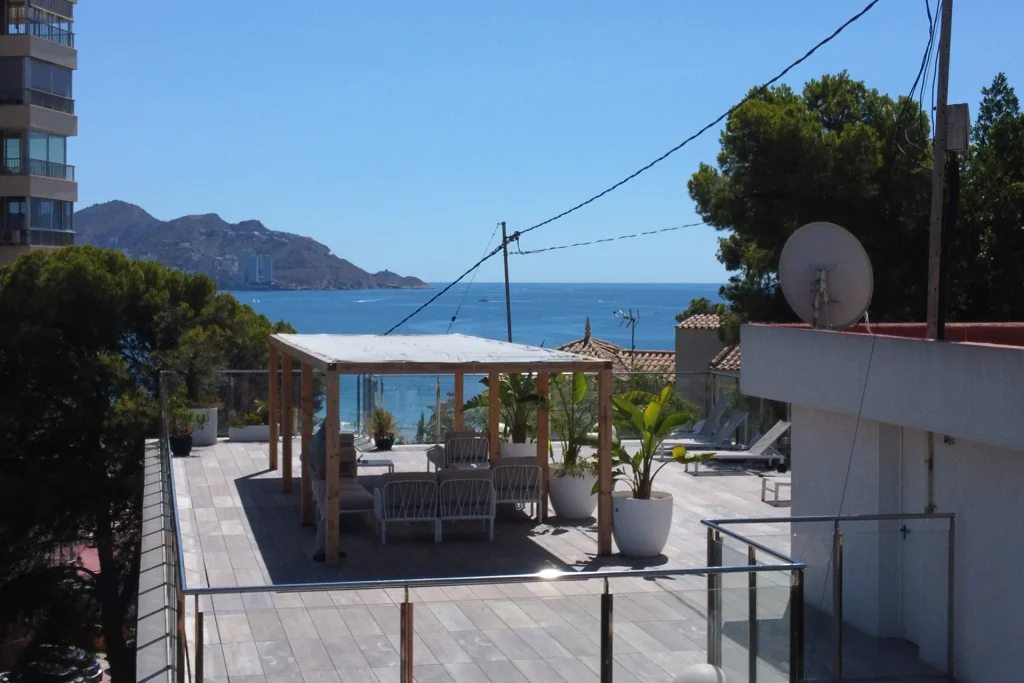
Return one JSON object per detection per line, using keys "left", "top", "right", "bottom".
{"left": 73, "top": 201, "right": 429, "bottom": 291}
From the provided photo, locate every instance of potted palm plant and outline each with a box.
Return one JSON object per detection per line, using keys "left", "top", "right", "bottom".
{"left": 608, "top": 386, "right": 711, "bottom": 557}
{"left": 369, "top": 407, "right": 398, "bottom": 451}
{"left": 547, "top": 372, "right": 599, "bottom": 519}
{"left": 228, "top": 399, "right": 270, "bottom": 442}
{"left": 168, "top": 392, "right": 210, "bottom": 457}
{"left": 463, "top": 373, "right": 548, "bottom": 457}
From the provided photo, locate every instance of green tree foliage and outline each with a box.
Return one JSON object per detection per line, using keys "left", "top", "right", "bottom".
{"left": 688, "top": 71, "right": 933, "bottom": 324}
{"left": 674, "top": 297, "right": 725, "bottom": 323}
{"left": 0, "top": 247, "right": 292, "bottom": 682}
{"left": 688, "top": 70, "right": 1024, "bottom": 327}
{"left": 955, "top": 73, "right": 1024, "bottom": 320}
{"left": 418, "top": 393, "right": 488, "bottom": 443}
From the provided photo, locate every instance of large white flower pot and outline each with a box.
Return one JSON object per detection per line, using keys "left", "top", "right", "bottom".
{"left": 548, "top": 470, "right": 597, "bottom": 520}
{"left": 229, "top": 425, "right": 270, "bottom": 442}
{"left": 499, "top": 443, "right": 535, "bottom": 458}
{"left": 613, "top": 490, "right": 674, "bottom": 557}
{"left": 190, "top": 408, "right": 218, "bottom": 446}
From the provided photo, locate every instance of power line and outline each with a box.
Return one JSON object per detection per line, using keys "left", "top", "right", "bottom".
{"left": 383, "top": 243, "right": 505, "bottom": 335}
{"left": 445, "top": 222, "right": 501, "bottom": 334}
{"left": 514, "top": 222, "right": 707, "bottom": 255}
{"left": 516, "top": 0, "right": 883, "bottom": 240}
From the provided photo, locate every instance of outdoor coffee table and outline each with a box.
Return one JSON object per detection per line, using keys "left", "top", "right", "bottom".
{"left": 357, "top": 458, "right": 395, "bottom": 473}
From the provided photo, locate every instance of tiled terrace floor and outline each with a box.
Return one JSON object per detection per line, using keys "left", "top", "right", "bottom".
{"left": 173, "top": 441, "right": 938, "bottom": 682}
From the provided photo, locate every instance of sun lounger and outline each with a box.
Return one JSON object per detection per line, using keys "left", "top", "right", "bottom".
{"left": 684, "top": 421, "right": 791, "bottom": 473}
{"left": 666, "top": 411, "right": 749, "bottom": 449}
{"left": 674, "top": 399, "right": 730, "bottom": 438}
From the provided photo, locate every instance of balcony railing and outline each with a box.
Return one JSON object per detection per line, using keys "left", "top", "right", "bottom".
{"left": 28, "top": 0, "right": 74, "bottom": 20}
{"left": 0, "top": 88, "right": 74, "bottom": 113}
{"left": 28, "top": 157, "right": 73, "bottom": 180}
{"left": 27, "top": 228, "right": 72, "bottom": 246}
{"left": 6, "top": 17, "right": 74, "bottom": 46}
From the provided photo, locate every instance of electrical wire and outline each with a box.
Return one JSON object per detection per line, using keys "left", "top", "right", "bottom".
{"left": 383, "top": 243, "right": 505, "bottom": 335}
{"left": 514, "top": 222, "right": 707, "bottom": 255}
{"left": 516, "top": 0, "right": 884, "bottom": 240}
{"left": 445, "top": 222, "right": 502, "bottom": 333}
{"left": 894, "top": 0, "right": 938, "bottom": 158}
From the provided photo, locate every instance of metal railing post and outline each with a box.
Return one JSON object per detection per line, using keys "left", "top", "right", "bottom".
{"left": 832, "top": 520, "right": 843, "bottom": 683}
{"left": 601, "top": 577, "right": 613, "bottom": 683}
{"left": 790, "top": 568, "right": 805, "bottom": 683}
{"left": 947, "top": 517, "right": 956, "bottom": 681}
{"left": 175, "top": 593, "right": 186, "bottom": 683}
{"left": 749, "top": 545, "right": 759, "bottom": 683}
{"left": 194, "top": 597, "right": 204, "bottom": 683}
{"left": 400, "top": 587, "right": 413, "bottom": 683}
{"left": 707, "top": 528, "right": 723, "bottom": 667}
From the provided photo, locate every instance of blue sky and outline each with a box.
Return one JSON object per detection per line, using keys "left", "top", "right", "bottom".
{"left": 74, "top": 1, "right": 1021, "bottom": 284}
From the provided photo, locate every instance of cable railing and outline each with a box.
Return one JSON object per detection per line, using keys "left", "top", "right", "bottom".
{"left": 703, "top": 513, "right": 956, "bottom": 682}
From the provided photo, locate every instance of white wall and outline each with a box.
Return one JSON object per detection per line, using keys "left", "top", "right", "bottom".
{"left": 743, "top": 325, "right": 1024, "bottom": 683}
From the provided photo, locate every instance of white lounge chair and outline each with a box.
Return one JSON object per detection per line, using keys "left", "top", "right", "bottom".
{"left": 372, "top": 472, "right": 439, "bottom": 544}
{"left": 675, "top": 400, "right": 729, "bottom": 438}
{"left": 491, "top": 456, "right": 544, "bottom": 522}
{"left": 437, "top": 469, "right": 496, "bottom": 542}
{"left": 684, "top": 421, "right": 791, "bottom": 473}
{"left": 668, "top": 411, "right": 749, "bottom": 449}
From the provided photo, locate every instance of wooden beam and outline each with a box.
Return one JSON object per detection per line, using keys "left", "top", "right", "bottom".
{"left": 536, "top": 372, "right": 550, "bottom": 521}
{"left": 268, "top": 344, "right": 279, "bottom": 470}
{"left": 269, "top": 334, "right": 332, "bottom": 372}
{"left": 325, "top": 361, "right": 611, "bottom": 376}
{"left": 325, "top": 370, "right": 341, "bottom": 566}
{"left": 488, "top": 372, "right": 500, "bottom": 461}
{"left": 281, "top": 354, "right": 293, "bottom": 493}
{"left": 597, "top": 368, "right": 613, "bottom": 556}
{"left": 453, "top": 372, "right": 464, "bottom": 432}
{"left": 300, "top": 363, "right": 314, "bottom": 525}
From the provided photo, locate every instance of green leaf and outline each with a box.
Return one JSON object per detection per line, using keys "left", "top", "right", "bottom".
{"left": 571, "top": 372, "right": 587, "bottom": 404}
{"left": 642, "top": 399, "right": 661, "bottom": 430}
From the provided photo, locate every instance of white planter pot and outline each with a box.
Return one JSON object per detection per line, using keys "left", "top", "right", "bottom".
{"left": 548, "top": 470, "right": 597, "bottom": 520}
{"left": 499, "top": 443, "right": 535, "bottom": 458}
{"left": 190, "top": 408, "right": 218, "bottom": 446}
{"left": 612, "top": 490, "right": 674, "bottom": 557}
{"left": 229, "top": 425, "right": 270, "bottom": 442}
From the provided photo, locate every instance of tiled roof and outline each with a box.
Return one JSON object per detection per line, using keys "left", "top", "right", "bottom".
{"left": 676, "top": 313, "right": 721, "bottom": 330}
{"left": 557, "top": 337, "right": 675, "bottom": 374}
{"left": 710, "top": 344, "right": 741, "bottom": 373}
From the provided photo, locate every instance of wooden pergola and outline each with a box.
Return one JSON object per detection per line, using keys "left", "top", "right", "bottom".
{"left": 266, "top": 333, "right": 614, "bottom": 566}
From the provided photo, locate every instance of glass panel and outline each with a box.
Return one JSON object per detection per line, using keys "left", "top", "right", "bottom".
{"left": 30, "top": 198, "right": 53, "bottom": 229}
{"left": 28, "top": 131, "right": 47, "bottom": 161}
{"left": 4, "top": 135, "right": 21, "bottom": 173}
{"left": 49, "top": 134, "right": 65, "bottom": 164}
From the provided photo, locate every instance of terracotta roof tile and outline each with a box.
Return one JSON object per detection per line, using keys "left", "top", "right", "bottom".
{"left": 710, "top": 344, "right": 741, "bottom": 373}
{"left": 557, "top": 337, "right": 675, "bottom": 374}
{"left": 676, "top": 313, "right": 721, "bottom": 330}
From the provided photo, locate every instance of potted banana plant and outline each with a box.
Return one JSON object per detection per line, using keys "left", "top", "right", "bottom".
{"left": 608, "top": 386, "right": 711, "bottom": 557}
{"left": 463, "top": 373, "right": 547, "bottom": 458}
{"left": 547, "top": 372, "right": 599, "bottom": 519}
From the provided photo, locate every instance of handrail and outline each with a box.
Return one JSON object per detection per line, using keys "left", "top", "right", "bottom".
{"left": 705, "top": 511, "right": 955, "bottom": 525}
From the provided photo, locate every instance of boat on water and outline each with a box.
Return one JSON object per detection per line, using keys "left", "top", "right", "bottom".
{"left": 479, "top": 297, "right": 489, "bottom": 302}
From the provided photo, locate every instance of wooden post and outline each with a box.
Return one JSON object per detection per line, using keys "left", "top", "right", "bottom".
{"left": 325, "top": 369, "right": 341, "bottom": 565}
{"left": 488, "top": 372, "right": 500, "bottom": 461}
{"left": 453, "top": 372, "right": 464, "bottom": 431}
{"left": 597, "top": 368, "right": 613, "bottom": 555}
{"left": 281, "top": 353, "right": 293, "bottom": 493}
{"left": 536, "top": 372, "right": 550, "bottom": 520}
{"left": 268, "top": 344, "right": 279, "bottom": 470}
{"left": 300, "top": 363, "right": 314, "bottom": 525}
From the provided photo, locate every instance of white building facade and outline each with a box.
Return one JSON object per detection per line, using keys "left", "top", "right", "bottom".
{"left": 741, "top": 323, "right": 1024, "bottom": 683}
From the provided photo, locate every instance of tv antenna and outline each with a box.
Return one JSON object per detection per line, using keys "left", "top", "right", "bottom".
{"left": 614, "top": 308, "right": 640, "bottom": 369}
{"left": 779, "top": 222, "right": 874, "bottom": 330}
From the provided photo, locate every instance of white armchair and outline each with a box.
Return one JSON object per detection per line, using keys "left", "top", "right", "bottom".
{"left": 437, "top": 469, "right": 496, "bottom": 542}
{"left": 372, "top": 472, "right": 439, "bottom": 544}
{"left": 491, "top": 456, "right": 544, "bottom": 522}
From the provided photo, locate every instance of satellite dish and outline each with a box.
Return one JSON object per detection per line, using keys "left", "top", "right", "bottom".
{"left": 779, "top": 222, "right": 873, "bottom": 330}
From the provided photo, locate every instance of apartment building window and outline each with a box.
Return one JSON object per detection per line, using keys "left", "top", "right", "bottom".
{"left": 28, "top": 58, "right": 71, "bottom": 98}
{"left": 28, "top": 132, "right": 66, "bottom": 164}
{"left": 2, "top": 198, "right": 27, "bottom": 243}
{"left": 3, "top": 133, "right": 22, "bottom": 174}
{"left": 29, "top": 198, "right": 72, "bottom": 231}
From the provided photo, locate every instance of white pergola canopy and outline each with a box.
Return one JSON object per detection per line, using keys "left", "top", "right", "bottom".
{"left": 271, "top": 333, "right": 611, "bottom": 374}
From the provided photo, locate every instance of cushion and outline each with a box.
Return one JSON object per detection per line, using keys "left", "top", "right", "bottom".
{"left": 338, "top": 482, "right": 374, "bottom": 511}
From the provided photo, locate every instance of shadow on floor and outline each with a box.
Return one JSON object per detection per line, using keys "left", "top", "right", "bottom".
{"left": 234, "top": 474, "right": 673, "bottom": 585}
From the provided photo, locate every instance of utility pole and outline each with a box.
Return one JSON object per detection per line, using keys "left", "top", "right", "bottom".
{"left": 500, "top": 221, "right": 513, "bottom": 342}
{"left": 925, "top": 0, "right": 954, "bottom": 340}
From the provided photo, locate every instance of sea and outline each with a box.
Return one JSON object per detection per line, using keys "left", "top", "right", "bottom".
{"left": 228, "top": 282, "right": 722, "bottom": 435}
